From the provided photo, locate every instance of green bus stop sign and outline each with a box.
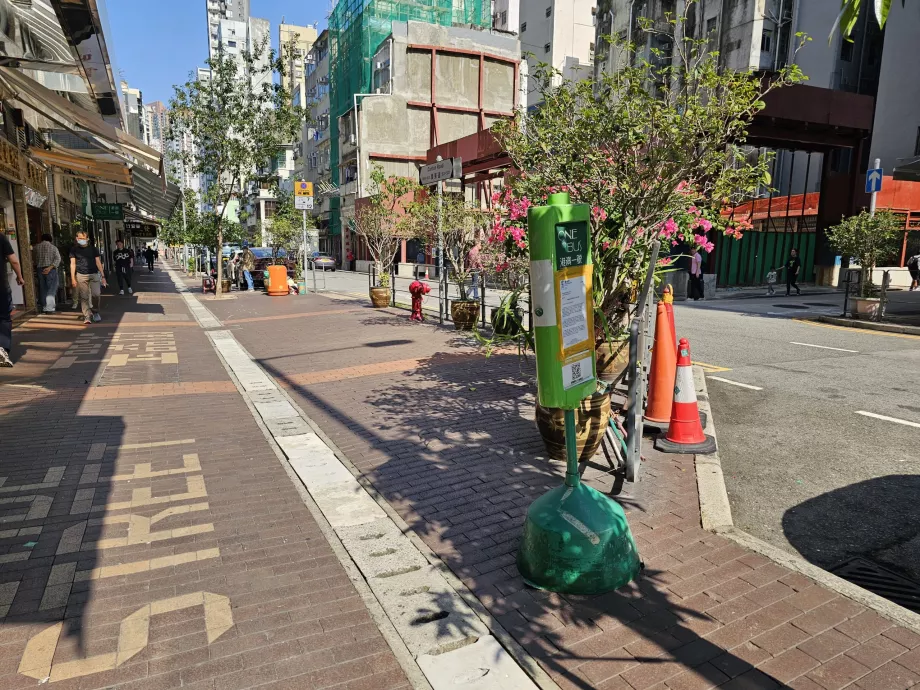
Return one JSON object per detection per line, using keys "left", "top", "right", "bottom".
{"left": 517, "top": 192, "right": 641, "bottom": 594}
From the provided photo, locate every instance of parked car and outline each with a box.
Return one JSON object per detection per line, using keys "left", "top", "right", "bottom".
{"left": 230, "top": 248, "right": 295, "bottom": 289}
{"left": 308, "top": 253, "right": 336, "bottom": 272}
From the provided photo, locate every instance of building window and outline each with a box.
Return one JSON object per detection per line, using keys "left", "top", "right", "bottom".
{"left": 501, "top": 10, "right": 507, "bottom": 25}
{"left": 760, "top": 29, "right": 771, "bottom": 53}
{"left": 915, "top": 127, "right": 920, "bottom": 157}
{"left": 544, "top": 42, "right": 551, "bottom": 53}
{"left": 840, "top": 38, "right": 854, "bottom": 62}
{"left": 227, "top": 40, "right": 237, "bottom": 48}
{"left": 521, "top": 21, "right": 526, "bottom": 32}
{"left": 546, "top": 6, "right": 552, "bottom": 17}
{"left": 706, "top": 17, "right": 717, "bottom": 35}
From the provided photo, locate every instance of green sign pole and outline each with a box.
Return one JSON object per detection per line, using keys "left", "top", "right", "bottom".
{"left": 517, "top": 192, "right": 642, "bottom": 595}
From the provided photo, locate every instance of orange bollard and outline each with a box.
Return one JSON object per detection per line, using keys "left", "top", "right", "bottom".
{"left": 662, "top": 285, "right": 677, "bottom": 349}
{"left": 654, "top": 338, "right": 717, "bottom": 454}
{"left": 644, "top": 301, "right": 678, "bottom": 424}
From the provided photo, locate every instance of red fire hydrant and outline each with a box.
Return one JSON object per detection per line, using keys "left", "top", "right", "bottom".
{"left": 409, "top": 280, "right": 430, "bottom": 322}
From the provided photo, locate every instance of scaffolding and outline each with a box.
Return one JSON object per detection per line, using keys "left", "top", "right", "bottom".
{"left": 328, "top": 0, "right": 491, "bottom": 236}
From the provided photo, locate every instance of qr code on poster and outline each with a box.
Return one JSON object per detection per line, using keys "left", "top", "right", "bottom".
{"left": 570, "top": 362, "right": 582, "bottom": 380}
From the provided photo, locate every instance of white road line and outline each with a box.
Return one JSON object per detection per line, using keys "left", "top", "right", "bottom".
{"left": 790, "top": 341, "right": 859, "bottom": 353}
{"left": 707, "top": 376, "right": 763, "bottom": 391}
{"left": 854, "top": 411, "right": 920, "bottom": 429}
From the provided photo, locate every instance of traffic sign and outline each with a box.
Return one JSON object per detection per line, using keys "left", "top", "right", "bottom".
{"left": 866, "top": 167, "right": 883, "bottom": 194}
{"left": 419, "top": 157, "right": 462, "bottom": 185}
{"left": 295, "top": 196, "right": 314, "bottom": 210}
{"left": 295, "top": 180, "right": 314, "bottom": 197}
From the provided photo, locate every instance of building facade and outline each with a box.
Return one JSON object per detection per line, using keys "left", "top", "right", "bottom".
{"left": 279, "top": 23, "right": 318, "bottom": 99}
{"left": 206, "top": 0, "right": 251, "bottom": 58}
{"left": 301, "top": 29, "right": 332, "bottom": 252}
{"left": 340, "top": 20, "right": 520, "bottom": 270}
{"left": 119, "top": 80, "right": 146, "bottom": 142}
{"left": 145, "top": 101, "right": 168, "bottom": 156}
{"left": 518, "top": 0, "right": 595, "bottom": 108}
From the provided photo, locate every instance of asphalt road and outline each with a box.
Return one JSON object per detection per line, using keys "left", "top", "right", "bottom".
{"left": 674, "top": 291, "right": 920, "bottom": 583}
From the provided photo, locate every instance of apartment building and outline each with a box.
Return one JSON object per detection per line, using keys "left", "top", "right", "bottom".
{"left": 518, "top": 0, "right": 596, "bottom": 107}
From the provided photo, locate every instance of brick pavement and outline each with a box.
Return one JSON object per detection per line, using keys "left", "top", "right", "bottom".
{"left": 202, "top": 285, "right": 920, "bottom": 690}
{"left": 0, "top": 262, "right": 410, "bottom": 690}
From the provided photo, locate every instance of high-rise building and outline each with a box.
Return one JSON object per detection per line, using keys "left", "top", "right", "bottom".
{"left": 206, "top": 0, "right": 251, "bottom": 59}
{"left": 517, "top": 0, "right": 595, "bottom": 108}
{"left": 145, "top": 101, "right": 169, "bottom": 156}
{"left": 279, "top": 23, "right": 318, "bottom": 101}
{"left": 119, "top": 80, "right": 146, "bottom": 142}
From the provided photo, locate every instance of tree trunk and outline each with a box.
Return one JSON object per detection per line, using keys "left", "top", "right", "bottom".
{"left": 215, "top": 223, "right": 223, "bottom": 297}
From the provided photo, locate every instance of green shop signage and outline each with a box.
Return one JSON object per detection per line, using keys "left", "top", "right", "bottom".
{"left": 92, "top": 203, "right": 124, "bottom": 220}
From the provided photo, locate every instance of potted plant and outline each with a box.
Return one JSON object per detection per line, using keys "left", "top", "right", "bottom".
{"left": 352, "top": 164, "right": 419, "bottom": 308}
{"left": 405, "top": 191, "right": 490, "bottom": 330}
{"left": 827, "top": 210, "right": 901, "bottom": 318}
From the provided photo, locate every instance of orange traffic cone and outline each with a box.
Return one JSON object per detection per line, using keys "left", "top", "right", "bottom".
{"left": 654, "top": 338, "right": 717, "bottom": 454}
{"left": 424, "top": 266, "right": 430, "bottom": 280}
{"left": 644, "top": 301, "right": 678, "bottom": 424}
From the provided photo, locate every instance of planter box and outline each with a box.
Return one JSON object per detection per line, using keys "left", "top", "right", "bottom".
{"left": 851, "top": 297, "right": 880, "bottom": 318}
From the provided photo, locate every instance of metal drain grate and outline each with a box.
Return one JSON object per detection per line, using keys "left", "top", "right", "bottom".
{"left": 831, "top": 558, "right": 920, "bottom": 613}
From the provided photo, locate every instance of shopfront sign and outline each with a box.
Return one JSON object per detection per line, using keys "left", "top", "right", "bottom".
{"left": 92, "top": 202, "right": 124, "bottom": 220}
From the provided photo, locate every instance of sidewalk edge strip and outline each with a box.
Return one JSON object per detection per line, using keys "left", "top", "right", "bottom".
{"left": 692, "top": 366, "right": 920, "bottom": 637}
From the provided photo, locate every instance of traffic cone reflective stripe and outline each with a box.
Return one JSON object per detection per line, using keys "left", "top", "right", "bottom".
{"left": 654, "top": 338, "right": 717, "bottom": 454}
{"left": 644, "top": 302, "right": 678, "bottom": 424}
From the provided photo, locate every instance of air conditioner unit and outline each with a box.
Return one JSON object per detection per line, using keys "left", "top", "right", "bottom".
{"left": 375, "top": 87, "right": 382, "bottom": 94}
{"left": 348, "top": 134, "right": 356, "bottom": 145}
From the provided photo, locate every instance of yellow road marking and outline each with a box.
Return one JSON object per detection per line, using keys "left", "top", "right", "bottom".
{"left": 692, "top": 360, "right": 732, "bottom": 373}
{"left": 793, "top": 318, "right": 920, "bottom": 340}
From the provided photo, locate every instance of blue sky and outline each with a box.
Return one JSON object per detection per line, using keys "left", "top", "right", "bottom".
{"left": 106, "top": 0, "right": 328, "bottom": 106}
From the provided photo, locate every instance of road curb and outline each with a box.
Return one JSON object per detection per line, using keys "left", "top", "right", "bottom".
{"left": 691, "top": 367, "right": 920, "bottom": 636}
{"left": 813, "top": 315, "right": 920, "bottom": 336}
{"left": 691, "top": 367, "right": 733, "bottom": 531}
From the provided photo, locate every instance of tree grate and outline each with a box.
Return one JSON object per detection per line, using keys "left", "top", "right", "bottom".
{"left": 830, "top": 557, "right": 920, "bottom": 614}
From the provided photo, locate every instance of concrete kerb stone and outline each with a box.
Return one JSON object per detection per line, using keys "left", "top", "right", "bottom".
{"left": 418, "top": 635, "right": 542, "bottom": 690}
{"left": 814, "top": 315, "right": 920, "bottom": 336}
{"left": 164, "top": 261, "right": 545, "bottom": 689}
{"left": 692, "top": 366, "right": 920, "bottom": 637}
{"left": 691, "top": 366, "right": 733, "bottom": 531}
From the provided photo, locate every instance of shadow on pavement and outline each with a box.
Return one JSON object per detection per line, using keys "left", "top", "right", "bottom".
{"left": 259, "top": 333, "right": 782, "bottom": 689}
{"left": 783, "top": 475, "right": 920, "bottom": 583}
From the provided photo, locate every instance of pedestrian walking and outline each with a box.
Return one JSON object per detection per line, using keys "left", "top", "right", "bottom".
{"left": 765, "top": 265, "right": 778, "bottom": 296}
{"left": 0, "top": 230, "right": 25, "bottom": 367}
{"left": 70, "top": 230, "right": 107, "bottom": 325}
{"left": 32, "top": 233, "right": 61, "bottom": 313}
{"left": 907, "top": 252, "right": 920, "bottom": 291}
{"left": 785, "top": 248, "right": 801, "bottom": 296}
{"left": 143, "top": 246, "right": 155, "bottom": 272}
{"left": 240, "top": 243, "right": 256, "bottom": 291}
{"left": 467, "top": 243, "right": 482, "bottom": 300}
{"left": 689, "top": 247, "right": 704, "bottom": 300}
{"left": 113, "top": 239, "right": 133, "bottom": 295}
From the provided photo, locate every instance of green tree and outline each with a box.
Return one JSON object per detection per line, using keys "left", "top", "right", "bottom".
{"left": 492, "top": 17, "right": 805, "bottom": 340}
{"left": 262, "top": 189, "right": 304, "bottom": 265}
{"left": 827, "top": 210, "right": 902, "bottom": 297}
{"left": 404, "top": 192, "right": 491, "bottom": 300}
{"left": 168, "top": 39, "right": 305, "bottom": 295}
{"left": 351, "top": 164, "right": 419, "bottom": 287}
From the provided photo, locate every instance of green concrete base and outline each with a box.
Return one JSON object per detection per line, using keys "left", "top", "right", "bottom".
{"left": 517, "top": 482, "right": 642, "bottom": 595}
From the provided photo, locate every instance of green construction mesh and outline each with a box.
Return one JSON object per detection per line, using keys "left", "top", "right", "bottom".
{"left": 328, "top": 0, "right": 491, "bottom": 234}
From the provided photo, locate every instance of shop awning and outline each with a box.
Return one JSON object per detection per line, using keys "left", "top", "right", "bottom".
{"left": 130, "top": 165, "right": 181, "bottom": 219}
{"left": 0, "top": 66, "right": 162, "bottom": 172}
{"left": 29, "top": 145, "right": 133, "bottom": 187}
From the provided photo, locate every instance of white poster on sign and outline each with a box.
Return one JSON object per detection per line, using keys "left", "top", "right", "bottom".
{"left": 559, "top": 275, "right": 589, "bottom": 350}
{"left": 562, "top": 354, "right": 594, "bottom": 390}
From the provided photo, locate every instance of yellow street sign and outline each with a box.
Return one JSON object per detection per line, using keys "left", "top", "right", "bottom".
{"left": 295, "top": 181, "right": 313, "bottom": 196}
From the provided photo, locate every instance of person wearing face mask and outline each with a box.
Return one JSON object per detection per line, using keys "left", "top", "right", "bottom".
{"left": 70, "top": 231, "right": 107, "bottom": 325}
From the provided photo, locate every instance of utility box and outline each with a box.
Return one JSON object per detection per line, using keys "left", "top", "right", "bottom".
{"left": 528, "top": 192, "right": 596, "bottom": 410}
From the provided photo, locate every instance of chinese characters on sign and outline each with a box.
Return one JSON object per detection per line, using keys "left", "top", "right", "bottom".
{"left": 559, "top": 275, "right": 590, "bottom": 351}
